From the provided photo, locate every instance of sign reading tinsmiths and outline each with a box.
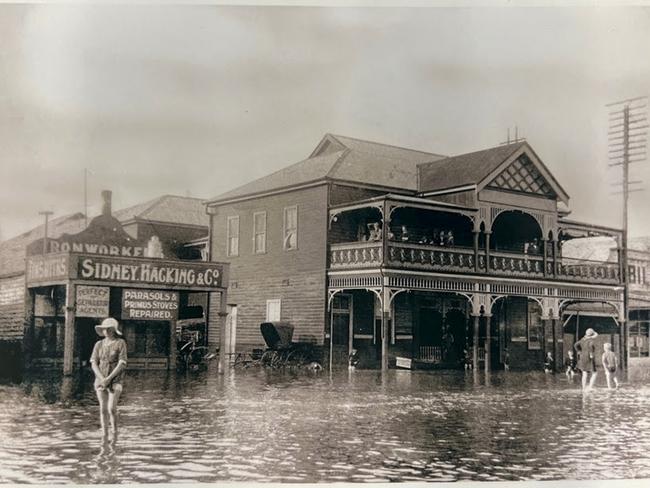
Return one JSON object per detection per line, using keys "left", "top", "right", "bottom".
{"left": 76, "top": 285, "right": 110, "bottom": 318}
{"left": 26, "top": 254, "right": 70, "bottom": 284}
{"left": 78, "top": 255, "right": 224, "bottom": 288}
{"left": 122, "top": 289, "right": 179, "bottom": 320}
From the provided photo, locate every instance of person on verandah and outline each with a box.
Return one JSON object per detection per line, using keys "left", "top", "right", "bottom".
{"left": 91, "top": 317, "right": 128, "bottom": 441}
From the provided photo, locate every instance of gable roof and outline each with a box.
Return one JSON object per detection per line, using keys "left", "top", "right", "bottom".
{"left": 417, "top": 141, "right": 570, "bottom": 204}
{"left": 0, "top": 195, "right": 208, "bottom": 277}
{"left": 113, "top": 194, "right": 209, "bottom": 227}
{"left": 207, "top": 133, "right": 446, "bottom": 204}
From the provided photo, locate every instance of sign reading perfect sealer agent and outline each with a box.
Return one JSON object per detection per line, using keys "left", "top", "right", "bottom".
{"left": 76, "top": 285, "right": 110, "bottom": 318}
{"left": 77, "top": 255, "right": 223, "bottom": 288}
{"left": 121, "top": 289, "right": 179, "bottom": 321}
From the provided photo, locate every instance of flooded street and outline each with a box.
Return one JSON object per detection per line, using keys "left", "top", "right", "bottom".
{"left": 1, "top": 367, "right": 650, "bottom": 483}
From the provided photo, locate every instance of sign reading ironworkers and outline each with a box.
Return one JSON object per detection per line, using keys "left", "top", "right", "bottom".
{"left": 77, "top": 255, "right": 224, "bottom": 289}
{"left": 26, "top": 254, "right": 70, "bottom": 284}
{"left": 76, "top": 285, "right": 110, "bottom": 318}
{"left": 121, "top": 289, "right": 179, "bottom": 320}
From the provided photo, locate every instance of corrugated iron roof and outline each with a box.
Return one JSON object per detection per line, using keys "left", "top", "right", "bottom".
{"left": 207, "top": 134, "right": 447, "bottom": 203}
{"left": 418, "top": 142, "right": 527, "bottom": 192}
{"left": 0, "top": 195, "right": 208, "bottom": 277}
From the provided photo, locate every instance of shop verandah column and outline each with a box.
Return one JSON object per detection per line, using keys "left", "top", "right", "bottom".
{"left": 62, "top": 281, "right": 76, "bottom": 376}
{"left": 472, "top": 314, "right": 479, "bottom": 371}
{"left": 484, "top": 314, "right": 492, "bottom": 373}
{"left": 381, "top": 287, "right": 390, "bottom": 372}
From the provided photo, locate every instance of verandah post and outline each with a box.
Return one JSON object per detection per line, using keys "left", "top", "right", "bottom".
{"left": 472, "top": 314, "right": 479, "bottom": 370}
{"left": 62, "top": 281, "right": 76, "bottom": 376}
{"left": 381, "top": 287, "right": 389, "bottom": 372}
{"left": 484, "top": 315, "right": 492, "bottom": 373}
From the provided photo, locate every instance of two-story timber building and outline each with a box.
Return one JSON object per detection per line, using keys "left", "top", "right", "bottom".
{"left": 206, "top": 134, "right": 626, "bottom": 372}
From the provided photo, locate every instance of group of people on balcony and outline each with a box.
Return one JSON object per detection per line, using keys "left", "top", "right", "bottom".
{"left": 390, "top": 226, "right": 456, "bottom": 247}
{"left": 358, "top": 223, "right": 458, "bottom": 247}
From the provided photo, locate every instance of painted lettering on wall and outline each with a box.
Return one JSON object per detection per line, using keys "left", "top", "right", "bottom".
{"left": 121, "top": 289, "right": 179, "bottom": 321}
{"left": 26, "top": 255, "right": 69, "bottom": 284}
{"left": 46, "top": 240, "right": 145, "bottom": 257}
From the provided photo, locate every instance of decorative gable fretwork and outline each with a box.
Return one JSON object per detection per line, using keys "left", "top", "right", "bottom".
{"left": 488, "top": 155, "right": 556, "bottom": 198}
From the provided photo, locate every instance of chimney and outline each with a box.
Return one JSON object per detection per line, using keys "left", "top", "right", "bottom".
{"left": 101, "top": 190, "right": 112, "bottom": 216}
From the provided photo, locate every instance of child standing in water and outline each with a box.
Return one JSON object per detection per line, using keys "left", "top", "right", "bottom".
{"left": 544, "top": 352, "right": 555, "bottom": 373}
{"left": 601, "top": 343, "right": 620, "bottom": 390}
{"left": 565, "top": 350, "right": 577, "bottom": 379}
{"left": 91, "top": 317, "right": 128, "bottom": 441}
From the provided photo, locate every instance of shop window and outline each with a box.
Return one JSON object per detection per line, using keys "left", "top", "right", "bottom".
{"left": 148, "top": 323, "right": 170, "bottom": 356}
{"left": 266, "top": 299, "right": 281, "bottom": 322}
{"left": 253, "top": 211, "right": 267, "bottom": 254}
{"left": 227, "top": 216, "right": 239, "bottom": 257}
{"left": 527, "top": 300, "right": 543, "bottom": 350}
{"left": 283, "top": 206, "right": 298, "bottom": 251}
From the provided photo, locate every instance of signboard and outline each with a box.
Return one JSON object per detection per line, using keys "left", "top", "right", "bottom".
{"left": 26, "top": 254, "right": 70, "bottom": 285}
{"left": 121, "top": 289, "right": 179, "bottom": 321}
{"left": 76, "top": 285, "right": 110, "bottom": 318}
{"left": 77, "top": 255, "right": 225, "bottom": 289}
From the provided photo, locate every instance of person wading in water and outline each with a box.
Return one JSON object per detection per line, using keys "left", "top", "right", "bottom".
{"left": 574, "top": 328, "right": 599, "bottom": 392}
{"left": 90, "top": 317, "right": 127, "bottom": 441}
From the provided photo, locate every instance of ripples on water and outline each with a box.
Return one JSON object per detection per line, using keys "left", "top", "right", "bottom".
{"left": 1, "top": 367, "right": 650, "bottom": 483}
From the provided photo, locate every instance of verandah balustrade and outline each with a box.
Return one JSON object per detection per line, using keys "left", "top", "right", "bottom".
{"left": 329, "top": 240, "right": 620, "bottom": 285}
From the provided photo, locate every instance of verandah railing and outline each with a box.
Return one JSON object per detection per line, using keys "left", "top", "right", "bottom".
{"left": 329, "top": 241, "right": 621, "bottom": 285}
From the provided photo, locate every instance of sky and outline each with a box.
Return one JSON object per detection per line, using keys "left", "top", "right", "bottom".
{"left": 1, "top": 4, "right": 649, "bottom": 242}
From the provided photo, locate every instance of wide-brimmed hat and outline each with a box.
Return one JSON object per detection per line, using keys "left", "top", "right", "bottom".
{"left": 95, "top": 317, "right": 122, "bottom": 337}
{"left": 584, "top": 328, "right": 598, "bottom": 339}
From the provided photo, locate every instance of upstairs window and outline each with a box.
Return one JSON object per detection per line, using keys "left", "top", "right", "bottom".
{"left": 253, "top": 211, "right": 267, "bottom": 254}
{"left": 226, "top": 216, "right": 239, "bottom": 257}
{"left": 283, "top": 206, "right": 298, "bottom": 251}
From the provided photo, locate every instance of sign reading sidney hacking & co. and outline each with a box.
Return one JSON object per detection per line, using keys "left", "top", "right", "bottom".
{"left": 77, "top": 255, "right": 223, "bottom": 289}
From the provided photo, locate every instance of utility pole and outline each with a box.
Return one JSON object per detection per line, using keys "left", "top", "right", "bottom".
{"left": 607, "top": 95, "right": 648, "bottom": 373}
{"left": 84, "top": 168, "right": 88, "bottom": 227}
{"left": 38, "top": 211, "right": 54, "bottom": 255}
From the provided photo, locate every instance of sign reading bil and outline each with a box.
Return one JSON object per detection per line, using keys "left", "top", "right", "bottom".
{"left": 122, "top": 289, "right": 179, "bottom": 320}
{"left": 78, "top": 255, "right": 224, "bottom": 288}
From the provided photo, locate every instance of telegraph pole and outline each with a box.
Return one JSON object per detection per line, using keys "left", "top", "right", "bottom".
{"left": 607, "top": 95, "right": 648, "bottom": 373}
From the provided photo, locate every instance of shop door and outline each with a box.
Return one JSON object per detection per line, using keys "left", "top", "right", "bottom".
{"left": 331, "top": 294, "right": 352, "bottom": 365}
{"left": 77, "top": 318, "right": 99, "bottom": 367}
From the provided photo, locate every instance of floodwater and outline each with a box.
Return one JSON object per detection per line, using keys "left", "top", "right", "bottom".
{"left": 1, "top": 366, "right": 650, "bottom": 483}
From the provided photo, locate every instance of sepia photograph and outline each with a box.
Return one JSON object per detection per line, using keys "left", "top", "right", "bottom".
{"left": 0, "top": 1, "right": 649, "bottom": 486}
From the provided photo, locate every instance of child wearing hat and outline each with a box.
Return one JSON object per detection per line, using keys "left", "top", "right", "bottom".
{"left": 90, "top": 317, "right": 128, "bottom": 439}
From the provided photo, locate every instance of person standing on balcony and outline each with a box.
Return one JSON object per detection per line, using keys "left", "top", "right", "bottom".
{"left": 400, "top": 225, "right": 410, "bottom": 242}
{"left": 445, "top": 231, "right": 455, "bottom": 247}
{"left": 574, "top": 328, "right": 599, "bottom": 392}
{"left": 368, "top": 222, "right": 382, "bottom": 241}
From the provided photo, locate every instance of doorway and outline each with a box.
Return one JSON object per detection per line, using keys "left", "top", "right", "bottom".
{"left": 331, "top": 294, "right": 352, "bottom": 365}
{"left": 417, "top": 307, "right": 443, "bottom": 362}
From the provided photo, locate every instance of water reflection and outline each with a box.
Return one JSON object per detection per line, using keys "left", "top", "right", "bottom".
{"left": 1, "top": 366, "right": 650, "bottom": 483}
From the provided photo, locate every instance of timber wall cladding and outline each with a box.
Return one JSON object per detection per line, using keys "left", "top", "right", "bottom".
{"left": 211, "top": 185, "right": 329, "bottom": 349}
{"left": 0, "top": 275, "right": 26, "bottom": 340}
